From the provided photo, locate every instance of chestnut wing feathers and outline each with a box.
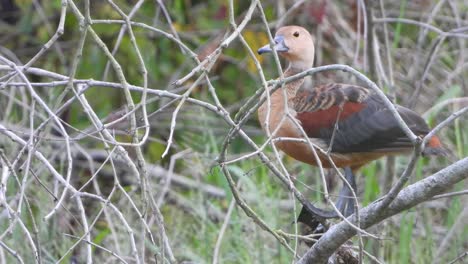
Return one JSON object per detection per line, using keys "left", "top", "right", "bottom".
{"left": 294, "top": 84, "right": 430, "bottom": 153}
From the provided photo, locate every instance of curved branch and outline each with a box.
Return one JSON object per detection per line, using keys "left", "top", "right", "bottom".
{"left": 298, "top": 157, "right": 468, "bottom": 264}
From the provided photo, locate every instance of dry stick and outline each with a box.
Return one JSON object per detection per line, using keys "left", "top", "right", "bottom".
{"left": 359, "top": 0, "right": 369, "bottom": 72}
{"left": 155, "top": 0, "right": 184, "bottom": 53}
{"left": 447, "top": 252, "right": 468, "bottom": 264}
{"left": 380, "top": 106, "right": 467, "bottom": 211}
{"left": 2, "top": 63, "right": 416, "bottom": 144}
{"left": 72, "top": 85, "right": 142, "bottom": 263}
{"left": 103, "top": 2, "right": 163, "bottom": 262}
{"left": 422, "top": 106, "right": 468, "bottom": 151}
{"left": 0, "top": 202, "right": 38, "bottom": 262}
{"left": 222, "top": 120, "right": 293, "bottom": 166}
{"left": 297, "top": 157, "right": 468, "bottom": 264}
{"left": 408, "top": 35, "right": 446, "bottom": 108}
{"left": 57, "top": 6, "right": 136, "bottom": 258}
{"left": 70, "top": 4, "right": 173, "bottom": 261}
{"left": 0, "top": 135, "right": 77, "bottom": 264}
{"left": 31, "top": 0, "right": 65, "bottom": 63}
{"left": 64, "top": 234, "right": 128, "bottom": 264}
{"left": 67, "top": 2, "right": 144, "bottom": 189}
{"left": 15, "top": 99, "right": 41, "bottom": 263}
{"left": 0, "top": 57, "right": 75, "bottom": 223}
{"left": 378, "top": 0, "right": 395, "bottom": 89}
{"left": 63, "top": 188, "right": 141, "bottom": 264}
{"left": 0, "top": 0, "right": 67, "bottom": 87}
{"left": 16, "top": 99, "right": 35, "bottom": 218}
{"left": 0, "top": 78, "right": 220, "bottom": 128}
{"left": 156, "top": 149, "right": 192, "bottom": 207}
{"left": 86, "top": 156, "right": 123, "bottom": 256}
{"left": 102, "top": 0, "right": 145, "bottom": 81}
{"left": 75, "top": 145, "right": 125, "bottom": 257}
{"left": 277, "top": 230, "right": 320, "bottom": 243}
{"left": 365, "top": 0, "right": 375, "bottom": 80}
{"left": 2, "top": 105, "right": 139, "bottom": 263}
{"left": 0, "top": 151, "right": 39, "bottom": 263}
{"left": 0, "top": 65, "right": 69, "bottom": 80}
{"left": 194, "top": 5, "right": 289, "bottom": 249}
{"left": 74, "top": 84, "right": 167, "bottom": 263}
{"left": 258, "top": 1, "right": 310, "bottom": 255}
{"left": 161, "top": 69, "right": 214, "bottom": 158}
{"left": 423, "top": 97, "right": 468, "bottom": 118}
{"left": 173, "top": 0, "right": 257, "bottom": 87}
{"left": 76, "top": 195, "right": 92, "bottom": 264}
{"left": 72, "top": 149, "right": 226, "bottom": 198}
{"left": 60, "top": 8, "right": 94, "bottom": 261}
{"left": 76, "top": 147, "right": 118, "bottom": 192}
{"left": 104, "top": 0, "right": 151, "bottom": 146}
{"left": 158, "top": 1, "right": 256, "bottom": 158}
{"left": 359, "top": 1, "right": 377, "bottom": 261}
{"left": 374, "top": 18, "right": 468, "bottom": 39}
{"left": 219, "top": 165, "right": 294, "bottom": 253}
{"left": 255, "top": 3, "right": 310, "bottom": 257}
{"left": 432, "top": 190, "right": 468, "bottom": 200}
{"left": 0, "top": 241, "right": 24, "bottom": 264}
{"left": 377, "top": 145, "right": 421, "bottom": 212}
{"left": 0, "top": 246, "right": 5, "bottom": 264}
{"left": 167, "top": 1, "right": 257, "bottom": 137}
{"left": 214, "top": 0, "right": 295, "bottom": 254}
{"left": 90, "top": 19, "right": 197, "bottom": 58}
{"left": 57, "top": 186, "right": 119, "bottom": 263}
{"left": 67, "top": 1, "right": 142, "bottom": 168}
{"left": 433, "top": 206, "right": 468, "bottom": 264}
{"left": 224, "top": 0, "right": 273, "bottom": 156}
{"left": 212, "top": 180, "right": 241, "bottom": 264}
{"left": 342, "top": 245, "right": 385, "bottom": 264}
{"left": 106, "top": 156, "right": 147, "bottom": 260}
{"left": 353, "top": 0, "right": 362, "bottom": 66}
{"left": 377, "top": 0, "right": 397, "bottom": 205}
{"left": 437, "top": 61, "right": 468, "bottom": 95}
{"left": 0, "top": 154, "right": 11, "bottom": 221}
{"left": 415, "top": 0, "right": 446, "bottom": 67}
{"left": 219, "top": 112, "right": 300, "bottom": 244}
{"left": 273, "top": 0, "right": 307, "bottom": 28}
{"left": 447, "top": 0, "right": 467, "bottom": 75}
{"left": 67, "top": 5, "right": 142, "bottom": 194}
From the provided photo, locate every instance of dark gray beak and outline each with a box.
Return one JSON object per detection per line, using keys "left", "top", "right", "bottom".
{"left": 257, "top": 35, "right": 289, "bottom": 55}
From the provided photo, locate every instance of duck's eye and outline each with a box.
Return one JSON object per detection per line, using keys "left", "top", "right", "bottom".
{"left": 293, "top": 31, "right": 299, "bottom": 37}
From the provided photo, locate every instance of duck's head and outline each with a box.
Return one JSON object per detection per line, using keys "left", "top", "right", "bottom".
{"left": 258, "top": 26, "right": 315, "bottom": 71}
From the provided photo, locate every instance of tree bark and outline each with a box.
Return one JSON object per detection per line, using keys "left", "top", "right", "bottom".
{"left": 298, "top": 157, "right": 468, "bottom": 264}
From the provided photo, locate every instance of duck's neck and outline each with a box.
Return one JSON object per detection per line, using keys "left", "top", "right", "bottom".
{"left": 258, "top": 66, "right": 304, "bottom": 122}
{"left": 257, "top": 66, "right": 305, "bottom": 136}
{"left": 284, "top": 66, "right": 302, "bottom": 77}
{"left": 278, "top": 66, "right": 306, "bottom": 96}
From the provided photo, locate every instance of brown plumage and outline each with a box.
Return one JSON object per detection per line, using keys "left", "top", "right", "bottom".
{"left": 257, "top": 26, "right": 445, "bottom": 171}
{"left": 257, "top": 25, "right": 446, "bottom": 222}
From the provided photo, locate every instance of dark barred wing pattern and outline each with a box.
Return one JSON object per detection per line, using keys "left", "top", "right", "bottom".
{"left": 294, "top": 84, "right": 431, "bottom": 154}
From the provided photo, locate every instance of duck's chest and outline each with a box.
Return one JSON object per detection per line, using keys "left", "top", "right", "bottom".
{"left": 257, "top": 95, "right": 301, "bottom": 139}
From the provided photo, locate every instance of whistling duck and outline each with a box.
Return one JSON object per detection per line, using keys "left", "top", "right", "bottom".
{"left": 257, "top": 26, "right": 446, "bottom": 221}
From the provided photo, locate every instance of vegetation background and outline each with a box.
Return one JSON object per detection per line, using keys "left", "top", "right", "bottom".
{"left": 0, "top": 0, "right": 466, "bottom": 263}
